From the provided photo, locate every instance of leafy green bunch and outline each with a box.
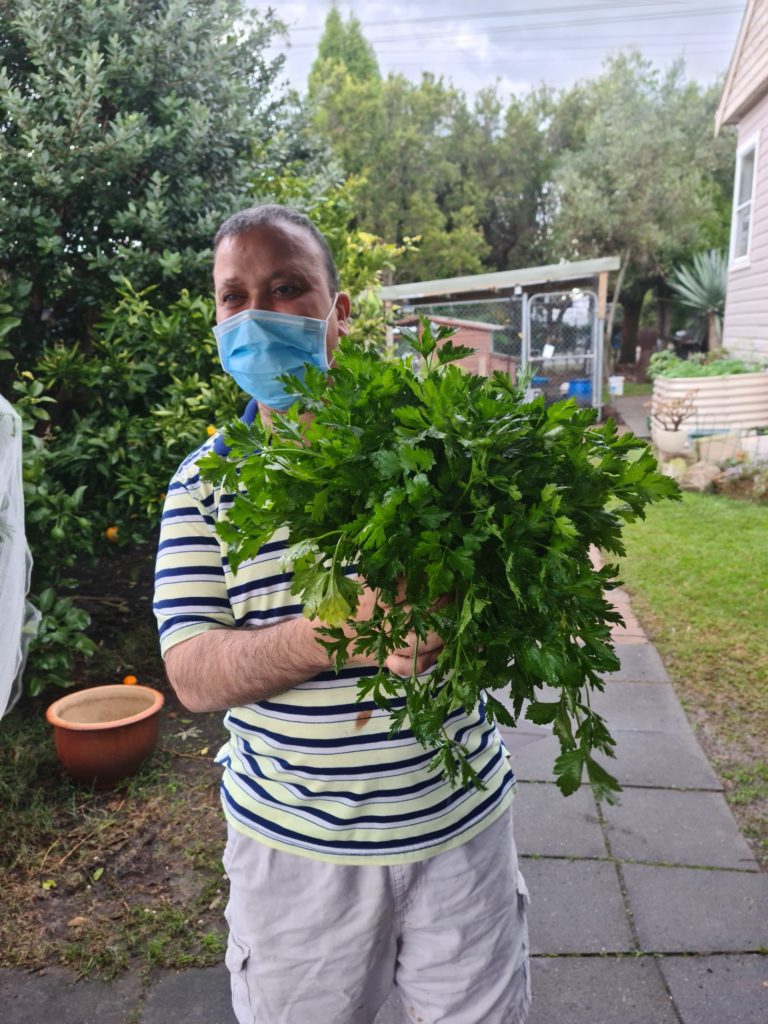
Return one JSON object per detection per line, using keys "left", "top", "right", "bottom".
{"left": 200, "top": 321, "right": 679, "bottom": 799}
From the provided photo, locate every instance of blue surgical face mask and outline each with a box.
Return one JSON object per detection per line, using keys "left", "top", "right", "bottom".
{"left": 214, "top": 298, "right": 337, "bottom": 410}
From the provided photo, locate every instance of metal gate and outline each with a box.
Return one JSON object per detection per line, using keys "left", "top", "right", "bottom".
{"left": 409, "top": 289, "right": 604, "bottom": 417}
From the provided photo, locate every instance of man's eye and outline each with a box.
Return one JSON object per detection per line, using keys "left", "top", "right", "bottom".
{"left": 274, "top": 284, "right": 299, "bottom": 296}
{"left": 221, "top": 293, "right": 240, "bottom": 303}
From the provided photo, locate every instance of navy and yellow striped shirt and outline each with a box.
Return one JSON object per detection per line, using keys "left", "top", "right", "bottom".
{"left": 153, "top": 429, "right": 514, "bottom": 865}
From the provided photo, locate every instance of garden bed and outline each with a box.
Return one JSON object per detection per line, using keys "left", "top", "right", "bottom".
{"left": 0, "top": 543, "right": 229, "bottom": 979}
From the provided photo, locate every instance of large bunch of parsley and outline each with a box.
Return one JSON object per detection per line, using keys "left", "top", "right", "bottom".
{"left": 200, "top": 321, "right": 679, "bottom": 799}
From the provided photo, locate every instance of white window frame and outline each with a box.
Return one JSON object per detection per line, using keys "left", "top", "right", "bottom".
{"left": 730, "top": 132, "right": 759, "bottom": 268}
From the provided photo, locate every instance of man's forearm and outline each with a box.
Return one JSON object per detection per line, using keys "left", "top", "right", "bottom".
{"left": 164, "top": 615, "right": 332, "bottom": 712}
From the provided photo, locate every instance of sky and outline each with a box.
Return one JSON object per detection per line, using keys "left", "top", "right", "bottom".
{"left": 255, "top": 0, "right": 747, "bottom": 101}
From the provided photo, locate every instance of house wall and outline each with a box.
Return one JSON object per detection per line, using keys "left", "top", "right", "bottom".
{"left": 721, "top": 0, "right": 768, "bottom": 123}
{"left": 722, "top": 100, "right": 768, "bottom": 362}
{"left": 449, "top": 325, "right": 517, "bottom": 378}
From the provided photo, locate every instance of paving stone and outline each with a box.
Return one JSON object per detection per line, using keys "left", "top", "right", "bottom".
{"left": 514, "top": 782, "right": 607, "bottom": 859}
{"left": 659, "top": 954, "right": 768, "bottom": 1024}
{"left": 622, "top": 864, "right": 768, "bottom": 953}
{"left": 522, "top": 859, "right": 634, "bottom": 954}
{"left": 601, "top": 643, "right": 670, "bottom": 683}
{"left": 526, "top": 955, "right": 678, "bottom": 1024}
{"left": 504, "top": 728, "right": 723, "bottom": 790}
{"left": 602, "top": 788, "right": 759, "bottom": 870}
{"left": 611, "top": 395, "right": 652, "bottom": 438}
{"left": 0, "top": 966, "right": 141, "bottom": 1024}
{"left": 588, "top": 681, "right": 694, "bottom": 734}
{"left": 141, "top": 965, "right": 236, "bottom": 1023}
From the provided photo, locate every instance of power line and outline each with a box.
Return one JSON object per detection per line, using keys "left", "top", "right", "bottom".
{"left": 284, "top": 4, "right": 743, "bottom": 50}
{"left": 308, "top": 37, "right": 734, "bottom": 55}
{"left": 369, "top": 49, "right": 728, "bottom": 66}
{"left": 286, "top": 0, "right": 738, "bottom": 33}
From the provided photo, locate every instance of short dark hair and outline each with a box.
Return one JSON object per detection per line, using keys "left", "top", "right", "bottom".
{"left": 212, "top": 204, "right": 339, "bottom": 294}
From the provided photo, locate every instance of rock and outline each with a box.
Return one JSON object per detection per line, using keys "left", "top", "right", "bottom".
{"left": 661, "top": 457, "right": 689, "bottom": 481}
{"left": 682, "top": 461, "right": 722, "bottom": 493}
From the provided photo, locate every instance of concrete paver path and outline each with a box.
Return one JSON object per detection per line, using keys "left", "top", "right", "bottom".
{"left": 2, "top": 580, "right": 766, "bottom": 1024}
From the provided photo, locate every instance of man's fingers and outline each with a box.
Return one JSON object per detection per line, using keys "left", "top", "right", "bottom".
{"left": 385, "top": 654, "right": 413, "bottom": 677}
{"left": 395, "top": 630, "right": 443, "bottom": 657}
{"left": 385, "top": 644, "right": 442, "bottom": 678}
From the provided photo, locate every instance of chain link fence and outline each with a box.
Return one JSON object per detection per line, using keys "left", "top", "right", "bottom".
{"left": 405, "top": 290, "right": 602, "bottom": 411}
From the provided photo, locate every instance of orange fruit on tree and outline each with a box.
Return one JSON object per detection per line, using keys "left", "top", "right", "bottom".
{"left": 122, "top": 675, "right": 138, "bottom": 685}
{"left": 104, "top": 526, "right": 119, "bottom": 542}
{"left": 206, "top": 424, "right": 217, "bottom": 436}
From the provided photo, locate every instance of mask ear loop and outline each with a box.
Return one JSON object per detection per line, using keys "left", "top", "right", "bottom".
{"left": 327, "top": 292, "right": 350, "bottom": 339}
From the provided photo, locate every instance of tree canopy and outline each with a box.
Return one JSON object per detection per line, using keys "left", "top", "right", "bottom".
{"left": 308, "top": 5, "right": 380, "bottom": 90}
{"left": 548, "top": 53, "right": 734, "bottom": 356}
{"left": 0, "top": 0, "right": 285, "bottom": 361}
{"left": 305, "top": 12, "right": 734, "bottom": 321}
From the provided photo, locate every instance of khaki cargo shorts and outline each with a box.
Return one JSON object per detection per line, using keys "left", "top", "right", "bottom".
{"left": 223, "top": 808, "right": 531, "bottom": 1024}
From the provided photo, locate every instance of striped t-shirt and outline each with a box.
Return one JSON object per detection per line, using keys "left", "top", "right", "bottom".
{"left": 153, "top": 428, "right": 515, "bottom": 865}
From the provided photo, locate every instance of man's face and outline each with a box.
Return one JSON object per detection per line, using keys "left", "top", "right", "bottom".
{"left": 212, "top": 222, "right": 350, "bottom": 364}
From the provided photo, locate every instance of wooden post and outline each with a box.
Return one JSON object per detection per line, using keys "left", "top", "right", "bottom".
{"left": 597, "top": 271, "right": 608, "bottom": 322}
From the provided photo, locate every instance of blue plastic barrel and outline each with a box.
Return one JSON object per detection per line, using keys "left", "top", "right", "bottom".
{"left": 567, "top": 379, "right": 592, "bottom": 404}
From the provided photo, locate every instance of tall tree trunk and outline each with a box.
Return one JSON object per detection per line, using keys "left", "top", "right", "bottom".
{"left": 619, "top": 290, "right": 646, "bottom": 363}
{"left": 707, "top": 311, "right": 721, "bottom": 353}
{"left": 604, "top": 249, "right": 629, "bottom": 373}
{"left": 657, "top": 293, "right": 672, "bottom": 340}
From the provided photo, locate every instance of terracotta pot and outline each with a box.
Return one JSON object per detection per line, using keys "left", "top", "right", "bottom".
{"left": 46, "top": 684, "right": 164, "bottom": 787}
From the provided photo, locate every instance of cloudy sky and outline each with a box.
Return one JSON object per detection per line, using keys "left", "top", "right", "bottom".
{"left": 256, "top": 0, "right": 746, "bottom": 100}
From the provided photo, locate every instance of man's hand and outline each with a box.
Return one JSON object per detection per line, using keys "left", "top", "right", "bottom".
{"left": 385, "top": 629, "right": 444, "bottom": 677}
{"left": 339, "top": 577, "right": 446, "bottom": 677}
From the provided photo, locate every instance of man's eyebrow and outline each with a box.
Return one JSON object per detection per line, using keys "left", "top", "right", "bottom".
{"left": 217, "top": 277, "right": 244, "bottom": 290}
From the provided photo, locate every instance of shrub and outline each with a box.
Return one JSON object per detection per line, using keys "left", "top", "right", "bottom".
{"left": 648, "top": 349, "right": 763, "bottom": 379}
{"left": 12, "top": 285, "right": 243, "bottom": 695}
{"left": 718, "top": 458, "right": 768, "bottom": 502}
{"left": 27, "top": 284, "right": 243, "bottom": 540}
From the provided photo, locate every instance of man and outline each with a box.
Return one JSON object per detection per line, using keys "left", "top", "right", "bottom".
{"left": 153, "top": 205, "right": 530, "bottom": 1024}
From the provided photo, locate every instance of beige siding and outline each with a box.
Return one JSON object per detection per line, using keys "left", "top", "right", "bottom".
{"left": 395, "top": 316, "right": 517, "bottom": 379}
{"left": 723, "top": 101, "right": 768, "bottom": 362}
{"left": 445, "top": 325, "right": 517, "bottom": 379}
{"left": 722, "top": 0, "right": 768, "bottom": 123}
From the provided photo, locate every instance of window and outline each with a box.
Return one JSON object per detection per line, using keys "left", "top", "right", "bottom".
{"left": 731, "top": 137, "right": 758, "bottom": 263}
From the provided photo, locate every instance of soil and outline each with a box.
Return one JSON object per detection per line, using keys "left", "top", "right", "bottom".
{"left": 0, "top": 540, "right": 232, "bottom": 979}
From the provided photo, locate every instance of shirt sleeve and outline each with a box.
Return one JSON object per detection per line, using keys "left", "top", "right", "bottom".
{"left": 153, "top": 471, "right": 235, "bottom": 657}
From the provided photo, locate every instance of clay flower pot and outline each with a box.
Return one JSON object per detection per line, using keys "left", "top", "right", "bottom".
{"left": 46, "top": 684, "right": 164, "bottom": 787}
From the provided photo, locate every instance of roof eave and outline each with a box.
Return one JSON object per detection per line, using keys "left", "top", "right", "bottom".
{"left": 379, "top": 256, "right": 620, "bottom": 304}
{"left": 716, "top": 79, "right": 768, "bottom": 131}
{"left": 715, "top": 0, "right": 757, "bottom": 135}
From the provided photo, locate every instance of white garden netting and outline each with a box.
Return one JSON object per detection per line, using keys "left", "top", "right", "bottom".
{"left": 0, "top": 396, "right": 37, "bottom": 719}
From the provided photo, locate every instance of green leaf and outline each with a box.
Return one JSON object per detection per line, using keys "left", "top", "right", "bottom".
{"left": 553, "top": 748, "right": 586, "bottom": 796}
{"left": 525, "top": 701, "right": 560, "bottom": 726}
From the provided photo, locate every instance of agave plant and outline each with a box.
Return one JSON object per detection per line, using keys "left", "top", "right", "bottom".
{"left": 668, "top": 249, "right": 727, "bottom": 352}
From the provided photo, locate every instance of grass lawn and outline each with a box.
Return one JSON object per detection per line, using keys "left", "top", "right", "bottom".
{"left": 620, "top": 380, "right": 652, "bottom": 398}
{"left": 619, "top": 490, "right": 768, "bottom": 865}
